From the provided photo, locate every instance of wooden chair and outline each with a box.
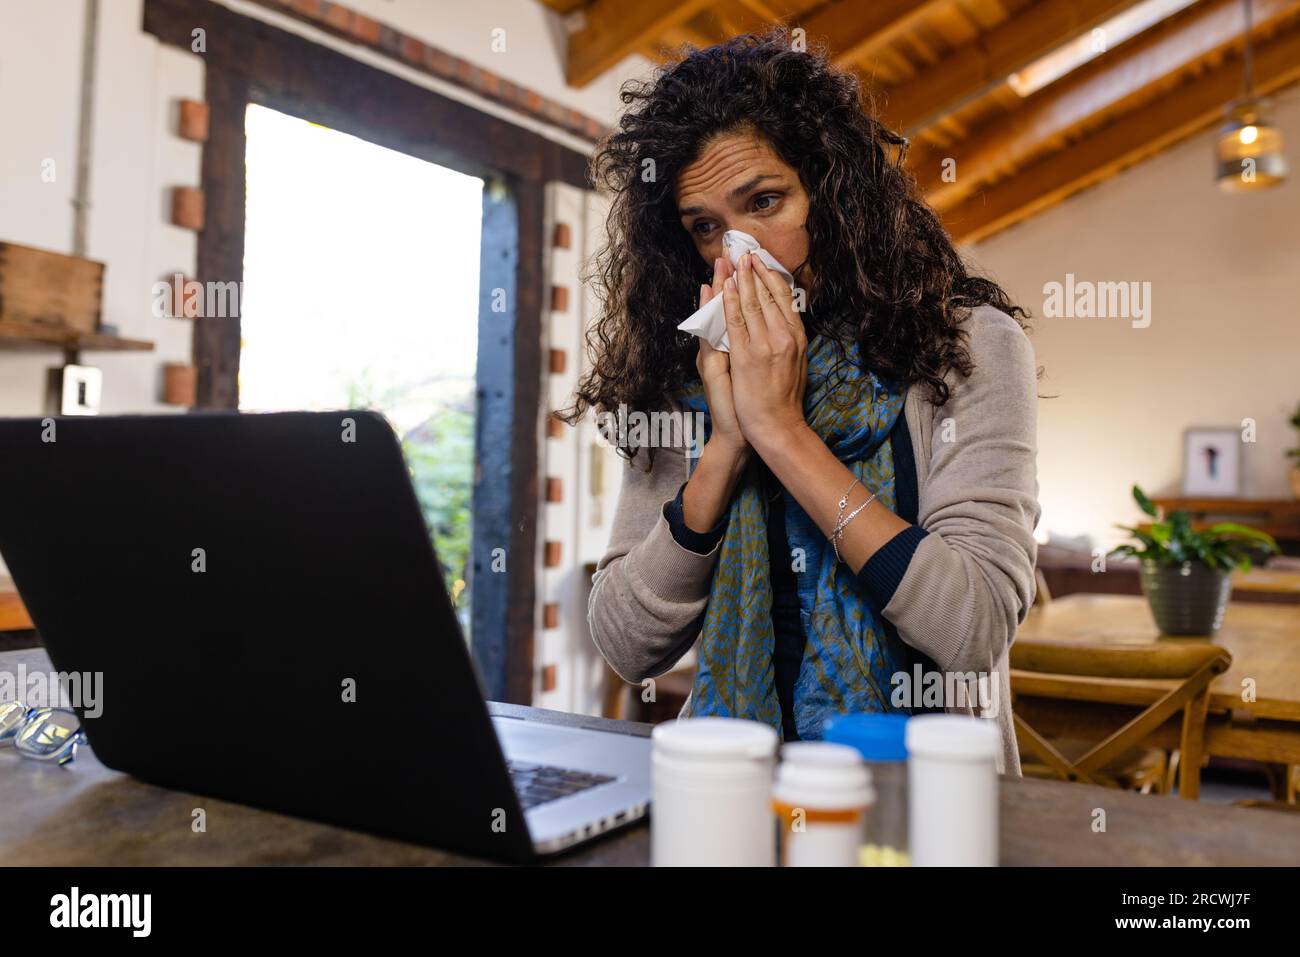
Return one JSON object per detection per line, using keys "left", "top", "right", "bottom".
{"left": 1011, "top": 641, "right": 1232, "bottom": 799}
{"left": 601, "top": 651, "right": 697, "bottom": 722}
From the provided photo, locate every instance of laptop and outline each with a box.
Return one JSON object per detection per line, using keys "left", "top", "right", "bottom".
{"left": 0, "top": 410, "right": 650, "bottom": 863}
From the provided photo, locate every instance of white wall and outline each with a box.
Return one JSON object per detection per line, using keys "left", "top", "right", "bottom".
{"left": 964, "top": 93, "right": 1300, "bottom": 550}
{"left": 534, "top": 184, "right": 624, "bottom": 715}
{"left": 0, "top": 0, "right": 201, "bottom": 419}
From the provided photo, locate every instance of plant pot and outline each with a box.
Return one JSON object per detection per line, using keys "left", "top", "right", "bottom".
{"left": 1290, "top": 465, "right": 1300, "bottom": 500}
{"left": 1139, "top": 559, "right": 1232, "bottom": 636}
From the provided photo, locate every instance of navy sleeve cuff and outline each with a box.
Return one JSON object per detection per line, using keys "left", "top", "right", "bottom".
{"left": 663, "top": 481, "right": 727, "bottom": 555}
{"left": 857, "top": 524, "right": 929, "bottom": 608}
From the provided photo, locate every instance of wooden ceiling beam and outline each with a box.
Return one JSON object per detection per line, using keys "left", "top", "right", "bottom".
{"left": 712, "top": 0, "right": 775, "bottom": 38}
{"left": 798, "top": 0, "right": 950, "bottom": 69}
{"left": 662, "top": 20, "right": 722, "bottom": 52}
{"left": 915, "top": 0, "right": 1300, "bottom": 209}
{"left": 540, "top": 0, "right": 586, "bottom": 14}
{"left": 567, "top": 0, "right": 716, "bottom": 86}
{"left": 882, "top": 0, "right": 1143, "bottom": 135}
{"left": 735, "top": 0, "right": 786, "bottom": 20}
{"left": 940, "top": 16, "right": 1300, "bottom": 245}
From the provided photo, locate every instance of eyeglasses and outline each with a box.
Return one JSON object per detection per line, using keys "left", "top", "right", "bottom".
{"left": 0, "top": 700, "right": 85, "bottom": 766}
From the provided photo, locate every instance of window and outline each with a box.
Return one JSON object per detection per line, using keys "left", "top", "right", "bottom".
{"left": 239, "top": 104, "right": 483, "bottom": 629}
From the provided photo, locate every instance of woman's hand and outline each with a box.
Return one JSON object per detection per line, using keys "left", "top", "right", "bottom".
{"left": 695, "top": 256, "right": 748, "bottom": 457}
{"left": 681, "top": 257, "right": 751, "bottom": 533}
{"left": 722, "top": 252, "right": 810, "bottom": 453}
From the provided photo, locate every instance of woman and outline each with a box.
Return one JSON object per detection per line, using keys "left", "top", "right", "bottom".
{"left": 562, "top": 31, "right": 1039, "bottom": 774}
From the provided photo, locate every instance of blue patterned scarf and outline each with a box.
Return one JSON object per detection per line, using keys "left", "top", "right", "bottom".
{"left": 678, "top": 334, "right": 911, "bottom": 740}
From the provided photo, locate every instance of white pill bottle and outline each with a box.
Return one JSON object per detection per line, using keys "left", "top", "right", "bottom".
{"left": 651, "top": 717, "right": 778, "bottom": 867}
{"left": 906, "top": 715, "right": 1000, "bottom": 866}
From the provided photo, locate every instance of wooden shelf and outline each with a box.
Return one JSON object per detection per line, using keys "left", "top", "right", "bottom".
{"left": 1148, "top": 497, "right": 1300, "bottom": 546}
{"left": 0, "top": 319, "right": 154, "bottom": 353}
{"left": 1152, "top": 497, "right": 1300, "bottom": 514}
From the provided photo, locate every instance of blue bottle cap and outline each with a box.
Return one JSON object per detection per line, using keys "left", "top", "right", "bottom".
{"left": 823, "top": 713, "right": 909, "bottom": 761}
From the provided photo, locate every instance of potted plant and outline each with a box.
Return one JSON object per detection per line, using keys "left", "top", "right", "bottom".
{"left": 1109, "top": 485, "right": 1279, "bottom": 635}
{"left": 1288, "top": 401, "right": 1300, "bottom": 498}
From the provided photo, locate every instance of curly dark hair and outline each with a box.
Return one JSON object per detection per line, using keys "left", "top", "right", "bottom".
{"left": 558, "top": 29, "right": 1028, "bottom": 465}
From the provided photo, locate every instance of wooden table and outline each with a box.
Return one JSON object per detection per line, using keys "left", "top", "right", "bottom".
{"left": 0, "top": 578, "right": 34, "bottom": 632}
{"left": 1233, "top": 567, "right": 1300, "bottom": 597}
{"left": 1016, "top": 594, "right": 1300, "bottom": 771}
{"left": 2, "top": 648, "right": 1298, "bottom": 866}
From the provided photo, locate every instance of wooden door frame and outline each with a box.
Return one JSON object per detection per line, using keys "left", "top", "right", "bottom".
{"left": 143, "top": 0, "right": 590, "bottom": 704}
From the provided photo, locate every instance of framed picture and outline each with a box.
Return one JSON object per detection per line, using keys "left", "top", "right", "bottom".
{"left": 1182, "top": 427, "right": 1241, "bottom": 497}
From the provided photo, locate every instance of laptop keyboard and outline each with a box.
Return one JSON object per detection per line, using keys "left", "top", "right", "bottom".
{"left": 507, "top": 760, "right": 616, "bottom": 810}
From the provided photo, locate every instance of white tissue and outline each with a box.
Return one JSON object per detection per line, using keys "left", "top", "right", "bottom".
{"left": 676, "top": 230, "right": 796, "bottom": 353}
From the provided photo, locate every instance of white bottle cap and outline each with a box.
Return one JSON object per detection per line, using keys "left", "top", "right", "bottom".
{"left": 652, "top": 716, "right": 778, "bottom": 762}
{"left": 773, "top": 741, "right": 874, "bottom": 810}
{"left": 905, "top": 714, "right": 1000, "bottom": 763}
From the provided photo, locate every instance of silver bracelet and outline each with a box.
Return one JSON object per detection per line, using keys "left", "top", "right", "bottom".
{"left": 835, "top": 478, "right": 861, "bottom": 532}
{"left": 832, "top": 491, "right": 876, "bottom": 563}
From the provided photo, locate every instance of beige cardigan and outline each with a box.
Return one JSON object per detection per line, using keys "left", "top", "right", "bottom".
{"left": 587, "top": 305, "right": 1040, "bottom": 774}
